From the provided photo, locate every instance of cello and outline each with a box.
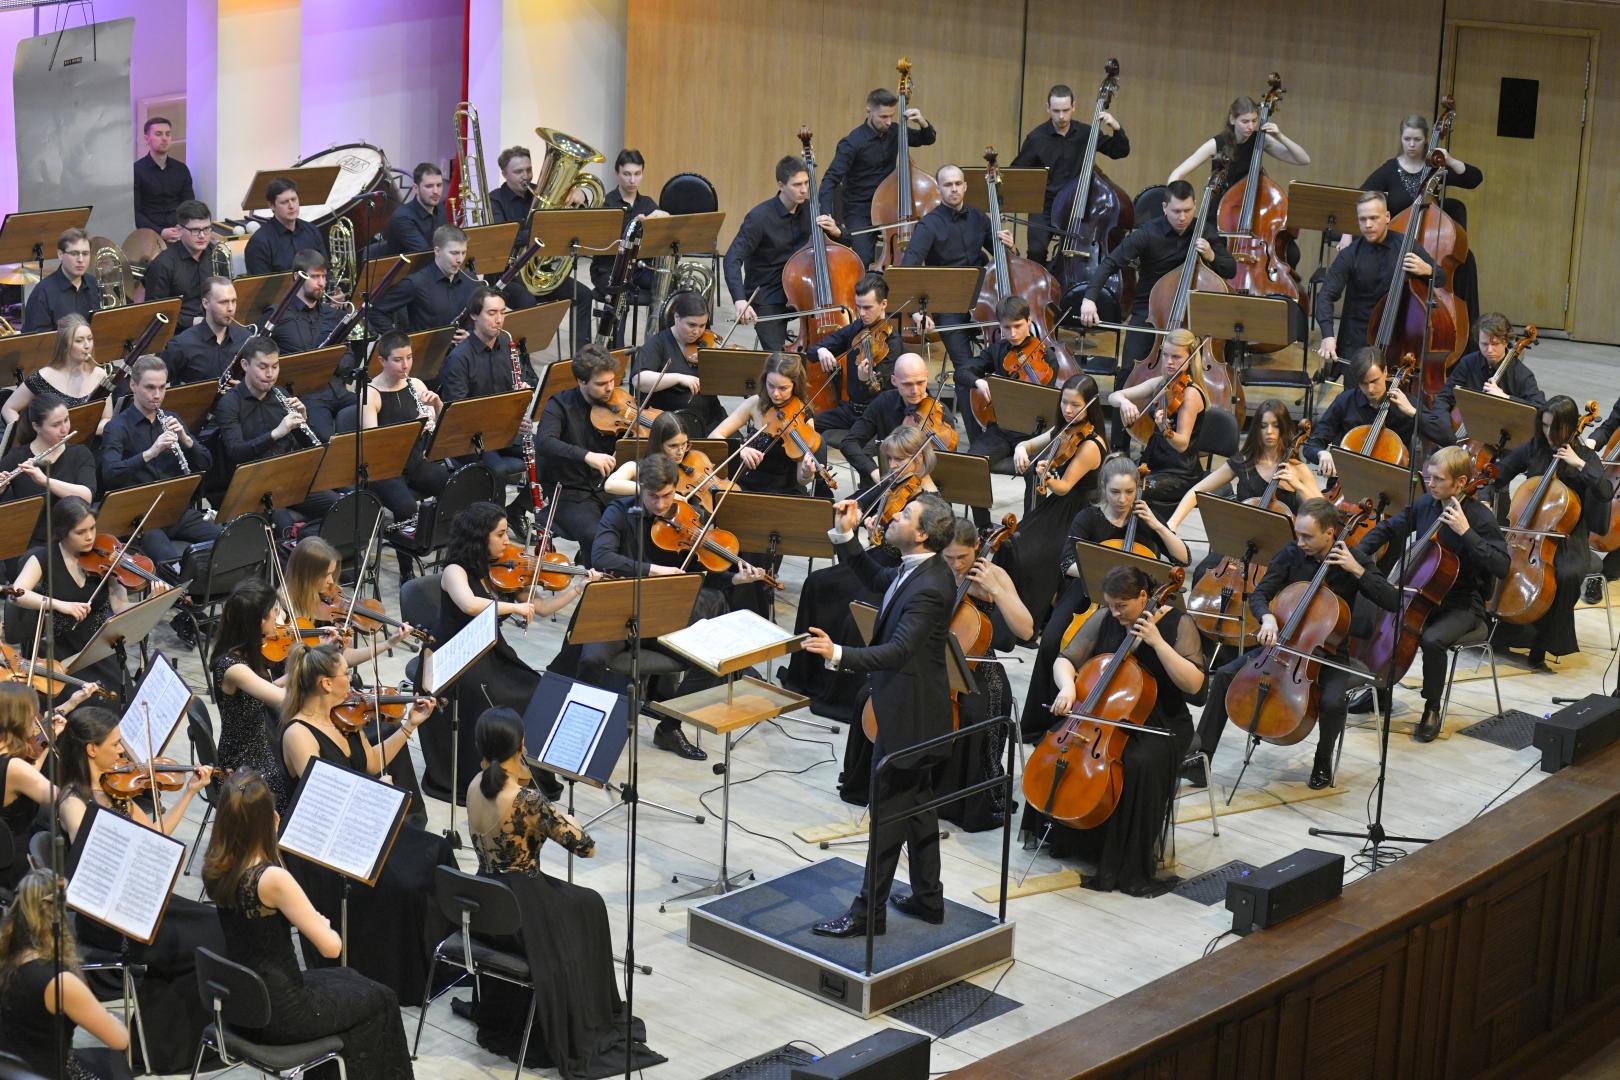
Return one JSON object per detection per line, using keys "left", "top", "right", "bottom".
{"left": 1494, "top": 400, "right": 1601, "bottom": 625}
{"left": 1223, "top": 501, "right": 1377, "bottom": 748}
{"left": 1591, "top": 418, "right": 1620, "bottom": 554}
{"left": 869, "top": 58, "right": 940, "bottom": 269}
{"left": 1051, "top": 60, "right": 1134, "bottom": 319}
{"left": 1388, "top": 99, "right": 1470, "bottom": 379}
{"left": 1217, "top": 72, "right": 1301, "bottom": 340}
{"left": 1123, "top": 156, "right": 1243, "bottom": 423}
{"left": 1021, "top": 569, "right": 1185, "bottom": 829}
{"left": 783, "top": 126, "right": 861, "bottom": 409}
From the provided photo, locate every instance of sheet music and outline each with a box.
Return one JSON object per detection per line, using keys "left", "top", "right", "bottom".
{"left": 118, "top": 653, "right": 192, "bottom": 763}
{"left": 538, "top": 681, "right": 617, "bottom": 776}
{"left": 278, "top": 758, "right": 407, "bottom": 882}
{"left": 660, "top": 608, "right": 794, "bottom": 669}
{"left": 65, "top": 809, "right": 183, "bottom": 942}
{"left": 424, "top": 600, "right": 498, "bottom": 696}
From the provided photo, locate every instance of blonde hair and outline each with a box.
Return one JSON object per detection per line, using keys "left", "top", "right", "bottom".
{"left": 880, "top": 424, "right": 935, "bottom": 478}
{"left": 285, "top": 537, "right": 340, "bottom": 621}
{"left": 0, "top": 870, "right": 80, "bottom": 992}
{"left": 280, "top": 642, "right": 345, "bottom": 726}
{"left": 50, "top": 313, "right": 92, "bottom": 372}
{"left": 1161, "top": 328, "right": 1206, "bottom": 380}
{"left": 1429, "top": 445, "right": 1473, "bottom": 481}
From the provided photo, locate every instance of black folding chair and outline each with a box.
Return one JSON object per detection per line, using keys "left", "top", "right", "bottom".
{"left": 189, "top": 947, "right": 346, "bottom": 1079}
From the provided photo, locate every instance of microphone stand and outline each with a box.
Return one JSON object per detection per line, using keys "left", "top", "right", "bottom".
{"left": 622, "top": 501, "right": 647, "bottom": 1078}
{"left": 41, "top": 450, "right": 65, "bottom": 1080}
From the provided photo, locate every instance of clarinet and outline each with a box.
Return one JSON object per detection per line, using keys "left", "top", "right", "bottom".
{"left": 404, "top": 378, "right": 435, "bottom": 433}
{"left": 507, "top": 332, "right": 544, "bottom": 518}
{"left": 272, "top": 387, "right": 320, "bottom": 447}
{"left": 160, "top": 411, "right": 192, "bottom": 475}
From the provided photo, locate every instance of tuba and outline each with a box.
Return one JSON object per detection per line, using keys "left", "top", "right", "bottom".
{"left": 647, "top": 256, "right": 716, "bottom": 330}
{"left": 519, "top": 127, "right": 606, "bottom": 296}
{"left": 92, "top": 238, "right": 131, "bottom": 309}
{"left": 208, "top": 241, "right": 233, "bottom": 279}
{"left": 450, "top": 101, "right": 492, "bottom": 229}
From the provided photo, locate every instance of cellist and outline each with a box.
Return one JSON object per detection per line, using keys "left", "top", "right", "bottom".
{"left": 1314, "top": 191, "right": 1440, "bottom": 374}
{"left": 724, "top": 155, "right": 846, "bottom": 351}
{"left": 818, "top": 86, "right": 937, "bottom": 268}
{"left": 1419, "top": 313, "right": 1545, "bottom": 446}
{"left": 1305, "top": 348, "right": 1417, "bottom": 480}
{"left": 1489, "top": 395, "right": 1613, "bottom": 670}
{"left": 1189, "top": 498, "right": 1397, "bottom": 790}
{"left": 1105, "top": 327, "right": 1208, "bottom": 519}
{"left": 1351, "top": 446, "right": 1509, "bottom": 742}
{"left": 1011, "top": 83, "right": 1129, "bottom": 268}
{"left": 1023, "top": 565, "right": 1204, "bottom": 896}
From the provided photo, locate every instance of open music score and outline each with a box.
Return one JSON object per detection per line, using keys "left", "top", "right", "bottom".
{"left": 659, "top": 608, "right": 803, "bottom": 677}
{"left": 117, "top": 652, "right": 193, "bottom": 763}
{"left": 278, "top": 758, "right": 410, "bottom": 886}
{"left": 66, "top": 808, "right": 184, "bottom": 944}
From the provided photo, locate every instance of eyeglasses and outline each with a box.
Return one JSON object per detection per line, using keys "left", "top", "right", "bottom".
{"left": 180, "top": 225, "right": 212, "bottom": 236}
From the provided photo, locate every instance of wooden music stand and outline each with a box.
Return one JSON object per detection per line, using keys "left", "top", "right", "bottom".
{"left": 0, "top": 207, "right": 91, "bottom": 267}
{"left": 985, "top": 377, "right": 1062, "bottom": 436}
{"left": 566, "top": 574, "right": 704, "bottom": 647}
{"left": 882, "top": 266, "right": 984, "bottom": 316}
{"left": 930, "top": 451, "right": 994, "bottom": 509}
{"left": 461, "top": 222, "right": 520, "bottom": 276}
{"left": 526, "top": 209, "right": 625, "bottom": 260}
{"left": 1074, "top": 540, "right": 1179, "bottom": 598}
{"left": 216, "top": 445, "right": 326, "bottom": 522}
{"left": 231, "top": 271, "right": 296, "bottom": 323}
{"left": 240, "top": 166, "right": 340, "bottom": 213}
{"left": 353, "top": 254, "right": 418, "bottom": 290}
{"left": 0, "top": 329, "right": 54, "bottom": 384}
{"left": 64, "top": 401, "right": 104, "bottom": 446}
{"left": 505, "top": 298, "right": 570, "bottom": 356}
{"left": 91, "top": 298, "right": 182, "bottom": 363}
{"left": 371, "top": 326, "right": 457, "bottom": 382}
{"left": 162, "top": 381, "right": 218, "bottom": 433}
{"left": 312, "top": 422, "right": 423, "bottom": 493}
{"left": 615, "top": 438, "right": 729, "bottom": 466}
{"left": 0, "top": 496, "right": 42, "bottom": 560}
{"left": 274, "top": 346, "right": 346, "bottom": 396}
{"left": 639, "top": 212, "right": 726, "bottom": 262}
{"left": 965, "top": 168, "right": 1047, "bottom": 215}
{"left": 423, "top": 391, "right": 528, "bottom": 463}
{"left": 1333, "top": 449, "right": 1419, "bottom": 515}
{"left": 530, "top": 359, "right": 575, "bottom": 419}
{"left": 1455, "top": 388, "right": 1537, "bottom": 453}
{"left": 1197, "top": 494, "right": 1295, "bottom": 565}
{"left": 1286, "top": 182, "right": 1364, "bottom": 237}
{"left": 697, "top": 349, "right": 774, "bottom": 396}
{"left": 1189, "top": 291, "right": 1292, "bottom": 350}
{"left": 96, "top": 477, "right": 204, "bottom": 536}
{"left": 712, "top": 493, "right": 834, "bottom": 559}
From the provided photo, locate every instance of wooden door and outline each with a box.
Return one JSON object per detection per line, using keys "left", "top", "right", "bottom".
{"left": 1448, "top": 25, "right": 1590, "bottom": 330}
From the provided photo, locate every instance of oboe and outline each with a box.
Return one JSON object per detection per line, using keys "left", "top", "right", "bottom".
{"left": 506, "top": 332, "right": 543, "bottom": 517}
{"left": 160, "top": 411, "right": 192, "bottom": 475}
{"left": 272, "top": 387, "right": 320, "bottom": 446}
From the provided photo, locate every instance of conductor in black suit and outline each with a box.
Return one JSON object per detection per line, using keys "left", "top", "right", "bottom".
{"left": 803, "top": 492, "right": 958, "bottom": 936}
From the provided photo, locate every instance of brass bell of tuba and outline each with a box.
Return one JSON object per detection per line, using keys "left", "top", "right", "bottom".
{"left": 450, "top": 101, "right": 492, "bottom": 229}
{"left": 326, "top": 215, "right": 357, "bottom": 298}
{"left": 519, "top": 127, "right": 606, "bottom": 296}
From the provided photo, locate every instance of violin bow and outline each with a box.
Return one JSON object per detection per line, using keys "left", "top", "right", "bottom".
{"left": 263, "top": 522, "right": 307, "bottom": 650}
{"left": 522, "top": 483, "right": 566, "bottom": 635}
{"left": 1025, "top": 397, "right": 1098, "bottom": 476}
{"left": 140, "top": 701, "right": 163, "bottom": 822}
{"left": 82, "top": 494, "right": 162, "bottom": 612}
{"left": 719, "top": 287, "right": 762, "bottom": 349}
{"left": 853, "top": 430, "right": 933, "bottom": 513}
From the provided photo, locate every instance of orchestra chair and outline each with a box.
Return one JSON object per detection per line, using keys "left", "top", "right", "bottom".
{"left": 190, "top": 947, "right": 347, "bottom": 1080}
{"left": 1579, "top": 570, "right": 1616, "bottom": 650}
{"left": 320, "top": 489, "right": 385, "bottom": 600}
{"left": 1436, "top": 617, "right": 1503, "bottom": 732}
{"left": 28, "top": 830, "right": 152, "bottom": 1071}
{"left": 398, "top": 573, "right": 440, "bottom": 692}
{"left": 412, "top": 866, "right": 536, "bottom": 1080}
{"left": 1172, "top": 749, "right": 1221, "bottom": 855}
{"left": 388, "top": 462, "right": 498, "bottom": 578}
{"left": 183, "top": 703, "right": 221, "bottom": 884}
{"left": 186, "top": 514, "right": 275, "bottom": 679}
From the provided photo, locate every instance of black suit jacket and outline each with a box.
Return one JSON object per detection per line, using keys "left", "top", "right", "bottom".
{"left": 833, "top": 539, "right": 955, "bottom": 760}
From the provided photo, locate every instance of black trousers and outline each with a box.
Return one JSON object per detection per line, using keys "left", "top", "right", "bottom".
{"left": 850, "top": 758, "right": 944, "bottom": 918}
{"left": 1197, "top": 648, "right": 1350, "bottom": 773}
{"left": 1025, "top": 207, "right": 1057, "bottom": 267}
{"left": 1419, "top": 605, "right": 1486, "bottom": 705}
{"left": 302, "top": 377, "right": 357, "bottom": 443}
{"left": 846, "top": 213, "right": 877, "bottom": 269}
{"left": 550, "top": 494, "right": 608, "bottom": 567}
{"left": 752, "top": 301, "right": 790, "bottom": 352}
{"left": 371, "top": 454, "right": 452, "bottom": 521}
{"left": 136, "top": 505, "right": 222, "bottom": 570}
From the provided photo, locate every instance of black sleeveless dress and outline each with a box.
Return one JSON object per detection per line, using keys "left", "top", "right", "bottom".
{"left": 21, "top": 543, "right": 121, "bottom": 696}
{"left": 994, "top": 431, "right": 1107, "bottom": 631}
{"left": 1189, "top": 455, "right": 1302, "bottom": 590}
{"left": 0, "top": 754, "right": 40, "bottom": 891}
{"left": 0, "top": 957, "right": 129, "bottom": 1079}
{"left": 210, "top": 648, "right": 291, "bottom": 811}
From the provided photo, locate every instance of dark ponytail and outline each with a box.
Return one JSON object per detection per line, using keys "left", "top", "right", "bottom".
{"left": 475, "top": 707, "right": 525, "bottom": 800}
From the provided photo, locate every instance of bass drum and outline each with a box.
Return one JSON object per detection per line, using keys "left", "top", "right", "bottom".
{"left": 248, "top": 142, "right": 401, "bottom": 243}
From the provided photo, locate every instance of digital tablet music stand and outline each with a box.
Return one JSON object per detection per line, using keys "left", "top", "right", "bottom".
{"left": 422, "top": 391, "right": 529, "bottom": 463}
{"left": 520, "top": 673, "right": 631, "bottom": 880}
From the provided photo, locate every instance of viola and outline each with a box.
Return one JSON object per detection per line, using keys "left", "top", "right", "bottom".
{"left": 100, "top": 756, "right": 203, "bottom": 802}
{"left": 261, "top": 618, "right": 330, "bottom": 663}
{"left": 903, "top": 395, "right": 959, "bottom": 453}
{"left": 320, "top": 591, "right": 434, "bottom": 647}
{"left": 80, "top": 534, "right": 165, "bottom": 593}
{"left": 1021, "top": 569, "right": 1184, "bottom": 828}
{"left": 650, "top": 499, "right": 783, "bottom": 589}
{"left": 969, "top": 335, "right": 1052, "bottom": 429}
{"left": 673, "top": 449, "right": 737, "bottom": 515}
{"left": 330, "top": 686, "right": 421, "bottom": 734}
{"left": 840, "top": 317, "right": 892, "bottom": 398}
{"left": 590, "top": 386, "right": 662, "bottom": 436}
{"left": 868, "top": 475, "right": 923, "bottom": 548}
{"left": 1217, "top": 73, "right": 1302, "bottom": 332}
{"left": 1188, "top": 422, "right": 1312, "bottom": 647}
{"left": 1223, "top": 501, "right": 1377, "bottom": 748}
{"left": 1456, "top": 326, "right": 1537, "bottom": 470}
{"left": 1494, "top": 401, "right": 1602, "bottom": 625}
{"left": 1035, "top": 418, "right": 1098, "bottom": 498}
{"left": 488, "top": 541, "right": 594, "bottom": 595}
{"left": 1352, "top": 465, "right": 1496, "bottom": 681}
{"left": 870, "top": 58, "right": 941, "bottom": 269}
{"left": 748, "top": 396, "right": 838, "bottom": 491}
{"left": 1124, "top": 154, "right": 1242, "bottom": 422}
{"left": 0, "top": 641, "right": 114, "bottom": 700}
{"left": 782, "top": 127, "right": 859, "bottom": 389}
{"left": 1051, "top": 60, "right": 1135, "bottom": 318}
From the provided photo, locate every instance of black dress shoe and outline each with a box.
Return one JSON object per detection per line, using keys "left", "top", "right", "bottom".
{"left": 506, "top": 514, "right": 529, "bottom": 542}
{"left": 450, "top": 996, "right": 475, "bottom": 1020}
{"left": 1178, "top": 757, "right": 1208, "bottom": 788}
{"left": 1413, "top": 704, "right": 1442, "bottom": 743}
{"left": 889, "top": 892, "right": 945, "bottom": 924}
{"left": 810, "top": 912, "right": 885, "bottom": 937}
{"left": 652, "top": 725, "right": 708, "bottom": 760}
{"left": 1307, "top": 765, "right": 1334, "bottom": 790}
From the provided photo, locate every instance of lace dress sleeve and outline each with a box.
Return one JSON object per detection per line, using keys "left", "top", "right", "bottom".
{"left": 512, "top": 785, "right": 596, "bottom": 858}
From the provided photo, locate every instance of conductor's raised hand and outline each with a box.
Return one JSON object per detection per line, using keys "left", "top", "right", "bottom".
{"left": 832, "top": 498, "right": 863, "bottom": 534}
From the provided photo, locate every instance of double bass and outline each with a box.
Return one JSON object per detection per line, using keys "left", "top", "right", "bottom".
{"left": 1123, "top": 156, "right": 1243, "bottom": 422}
{"left": 1217, "top": 73, "right": 1301, "bottom": 340}
{"left": 1223, "top": 501, "right": 1377, "bottom": 748}
{"left": 1051, "top": 59, "right": 1134, "bottom": 318}
{"left": 1021, "top": 569, "right": 1185, "bottom": 829}
{"left": 1493, "top": 401, "right": 1601, "bottom": 625}
{"left": 783, "top": 126, "right": 861, "bottom": 409}
{"left": 1388, "top": 99, "right": 1470, "bottom": 380}
{"left": 870, "top": 58, "right": 940, "bottom": 269}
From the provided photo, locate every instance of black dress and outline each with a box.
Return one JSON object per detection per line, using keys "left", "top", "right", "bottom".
{"left": 425, "top": 572, "right": 541, "bottom": 800}
{"left": 1, "top": 754, "right": 40, "bottom": 891}
{"left": 0, "top": 443, "right": 98, "bottom": 548}
{"left": 1139, "top": 384, "right": 1207, "bottom": 518}
{"left": 1188, "top": 455, "right": 1302, "bottom": 603}
{"left": 633, "top": 328, "right": 725, "bottom": 434}
{"left": 1020, "top": 607, "right": 1201, "bottom": 894}
{"left": 993, "top": 431, "right": 1106, "bottom": 631}
{"left": 281, "top": 719, "right": 453, "bottom": 1005}
{"left": 210, "top": 649, "right": 291, "bottom": 812}
{"left": 216, "top": 864, "right": 414, "bottom": 1078}
{"left": 0, "top": 957, "right": 130, "bottom": 1079}
{"left": 780, "top": 540, "right": 899, "bottom": 722}
{"left": 471, "top": 785, "right": 665, "bottom": 1079}
{"left": 20, "top": 543, "right": 122, "bottom": 698}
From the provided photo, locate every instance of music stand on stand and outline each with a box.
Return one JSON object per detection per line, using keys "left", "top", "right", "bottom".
{"left": 503, "top": 298, "right": 571, "bottom": 372}
{"left": 1074, "top": 541, "right": 1179, "bottom": 598}
{"left": 0, "top": 329, "right": 53, "bottom": 387}
{"left": 421, "top": 391, "right": 529, "bottom": 465}
{"left": 65, "top": 586, "right": 188, "bottom": 703}
{"left": 240, "top": 167, "right": 339, "bottom": 214}
{"left": 965, "top": 167, "right": 1045, "bottom": 215}
{"left": 388, "top": 327, "right": 457, "bottom": 384}
{"left": 527, "top": 210, "right": 624, "bottom": 353}
{"left": 0, "top": 207, "right": 91, "bottom": 283}
{"left": 882, "top": 267, "right": 985, "bottom": 371}
{"left": 983, "top": 377, "right": 1062, "bottom": 438}
{"left": 1189, "top": 290, "right": 1295, "bottom": 389}
{"left": 458, "top": 222, "right": 520, "bottom": 278}
{"left": 161, "top": 381, "right": 219, "bottom": 434}
{"left": 273, "top": 346, "right": 346, "bottom": 396}
{"left": 96, "top": 477, "right": 204, "bottom": 537}
{"left": 1286, "top": 182, "right": 1363, "bottom": 338}
{"left": 0, "top": 496, "right": 42, "bottom": 561}
{"left": 1333, "top": 449, "right": 1417, "bottom": 518}
{"left": 230, "top": 271, "right": 296, "bottom": 323}
{"left": 1454, "top": 389, "right": 1537, "bottom": 457}
{"left": 215, "top": 446, "right": 326, "bottom": 523}
{"left": 930, "top": 451, "right": 994, "bottom": 512}
{"left": 1193, "top": 494, "right": 1294, "bottom": 651}
{"left": 89, "top": 298, "right": 182, "bottom": 364}
{"left": 696, "top": 349, "right": 775, "bottom": 397}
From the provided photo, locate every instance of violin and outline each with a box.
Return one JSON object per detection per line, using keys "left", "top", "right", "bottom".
{"left": 1035, "top": 418, "right": 1097, "bottom": 499}
{"left": 1494, "top": 401, "right": 1602, "bottom": 625}
{"left": 969, "top": 335, "right": 1052, "bottom": 429}
{"left": 1223, "top": 501, "right": 1377, "bottom": 748}
{"left": 100, "top": 756, "right": 204, "bottom": 802}
{"left": 0, "top": 641, "right": 114, "bottom": 700}
{"left": 782, "top": 127, "right": 859, "bottom": 385}
{"left": 1123, "top": 153, "right": 1242, "bottom": 422}
{"left": 1188, "top": 423, "right": 1312, "bottom": 647}
{"left": 650, "top": 499, "right": 783, "bottom": 589}
{"left": 1217, "top": 73, "right": 1302, "bottom": 334}
{"left": 80, "top": 534, "right": 165, "bottom": 593}
{"left": 1352, "top": 465, "right": 1496, "bottom": 680}
{"left": 748, "top": 397, "right": 838, "bottom": 491}
{"left": 868, "top": 475, "right": 923, "bottom": 548}
{"left": 870, "top": 58, "right": 941, "bottom": 269}
{"left": 1021, "top": 569, "right": 1185, "bottom": 828}
{"left": 261, "top": 618, "right": 330, "bottom": 663}
{"left": 1051, "top": 60, "right": 1135, "bottom": 318}
{"left": 903, "top": 395, "right": 959, "bottom": 453}
{"left": 488, "top": 541, "right": 594, "bottom": 595}
{"left": 320, "top": 591, "right": 434, "bottom": 646}
{"left": 1128, "top": 360, "right": 1195, "bottom": 448}
{"left": 590, "top": 386, "right": 663, "bottom": 436}
{"left": 1455, "top": 326, "right": 1537, "bottom": 470}
{"left": 673, "top": 448, "right": 737, "bottom": 516}
{"left": 330, "top": 686, "right": 421, "bottom": 734}
{"left": 840, "top": 317, "right": 892, "bottom": 399}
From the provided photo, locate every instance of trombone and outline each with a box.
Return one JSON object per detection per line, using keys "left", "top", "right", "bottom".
{"left": 450, "top": 101, "right": 491, "bottom": 228}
